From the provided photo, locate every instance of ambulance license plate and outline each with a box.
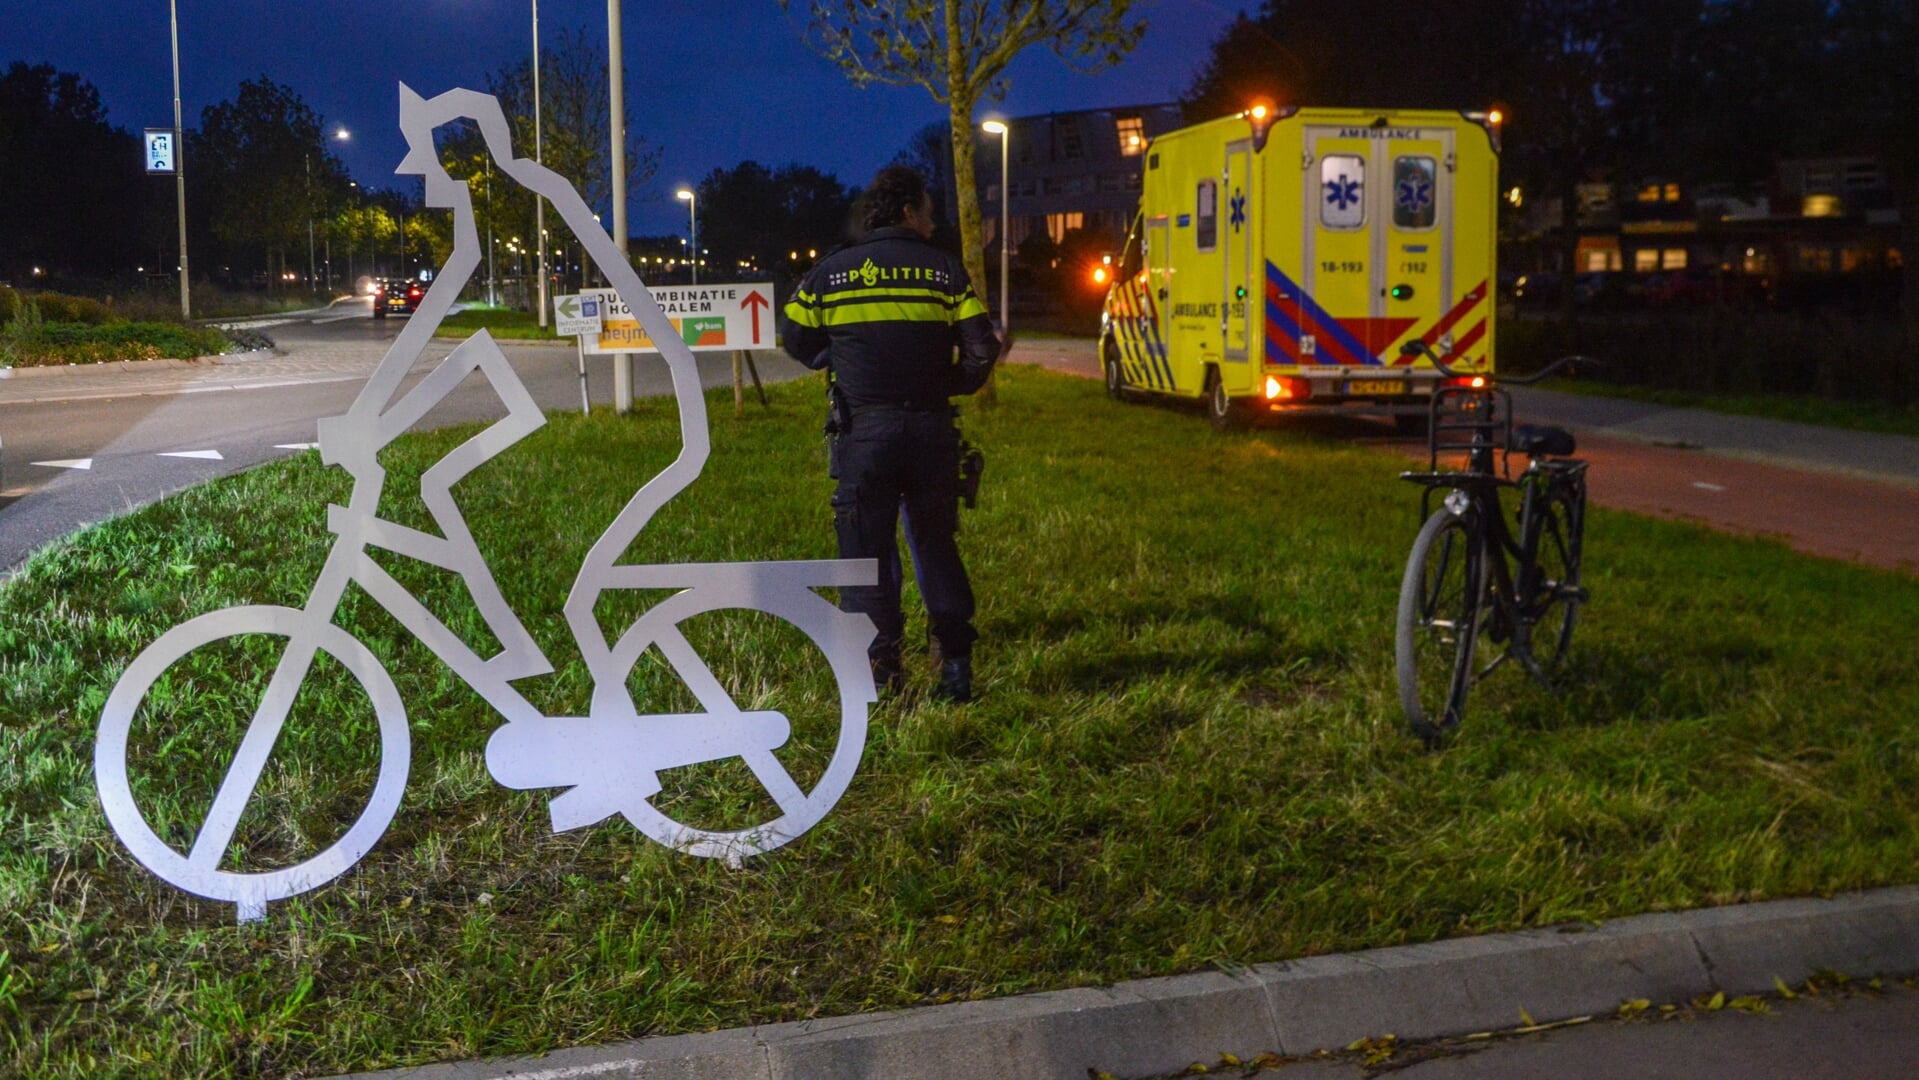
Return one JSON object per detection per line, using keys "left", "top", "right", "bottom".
{"left": 1346, "top": 379, "right": 1407, "bottom": 396}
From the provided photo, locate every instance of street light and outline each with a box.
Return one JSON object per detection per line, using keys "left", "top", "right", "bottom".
{"left": 981, "top": 119, "right": 1010, "bottom": 336}
{"left": 533, "top": 0, "right": 548, "bottom": 327}
{"left": 676, "top": 188, "right": 697, "bottom": 284}
{"left": 310, "top": 127, "right": 349, "bottom": 294}
{"left": 168, "top": 0, "right": 191, "bottom": 317}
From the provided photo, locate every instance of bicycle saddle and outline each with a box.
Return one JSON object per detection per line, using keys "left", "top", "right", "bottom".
{"left": 1510, "top": 423, "right": 1576, "bottom": 457}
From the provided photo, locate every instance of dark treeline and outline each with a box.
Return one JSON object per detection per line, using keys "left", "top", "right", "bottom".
{"left": 1183, "top": 0, "right": 1918, "bottom": 369}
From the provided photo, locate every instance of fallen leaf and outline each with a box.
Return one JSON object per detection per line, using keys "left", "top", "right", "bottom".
{"left": 1704, "top": 991, "right": 1726, "bottom": 1011}
{"left": 1773, "top": 976, "right": 1797, "bottom": 1000}
{"left": 1219, "top": 1053, "right": 1241, "bottom": 1067}
{"left": 934, "top": 914, "right": 961, "bottom": 925}
{"left": 1617, "top": 999, "right": 1651, "bottom": 1017}
{"left": 1729, "top": 996, "right": 1768, "bottom": 1013}
{"left": 1519, "top": 1007, "right": 1536, "bottom": 1026}
{"left": 68, "top": 989, "right": 97, "bottom": 1002}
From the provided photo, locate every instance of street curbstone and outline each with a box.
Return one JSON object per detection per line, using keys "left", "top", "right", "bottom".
{"left": 329, "top": 885, "right": 1919, "bottom": 1079}
{"left": 1682, "top": 886, "right": 1919, "bottom": 994}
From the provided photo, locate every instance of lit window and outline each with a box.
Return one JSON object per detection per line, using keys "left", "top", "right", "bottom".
{"left": 1116, "top": 116, "right": 1145, "bottom": 156}
{"left": 1046, "top": 212, "right": 1084, "bottom": 243}
{"left": 1663, "top": 183, "right": 1681, "bottom": 201}
{"left": 1661, "top": 248, "right": 1688, "bottom": 270}
{"left": 1634, "top": 249, "right": 1660, "bottom": 272}
{"left": 1637, "top": 184, "right": 1662, "bottom": 203}
{"left": 1802, "top": 194, "right": 1840, "bottom": 217}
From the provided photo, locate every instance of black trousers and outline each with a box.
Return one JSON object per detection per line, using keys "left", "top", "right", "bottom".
{"left": 832, "top": 405, "right": 977, "bottom": 662}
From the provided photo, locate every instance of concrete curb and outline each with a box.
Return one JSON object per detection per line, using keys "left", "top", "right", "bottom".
{"left": 340, "top": 885, "right": 1919, "bottom": 1080}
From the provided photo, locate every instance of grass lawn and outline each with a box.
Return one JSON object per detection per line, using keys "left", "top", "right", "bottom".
{"left": 433, "top": 305, "right": 566, "bottom": 341}
{"left": 4, "top": 367, "right": 1918, "bottom": 1077}
{"left": 1536, "top": 377, "right": 1919, "bottom": 440}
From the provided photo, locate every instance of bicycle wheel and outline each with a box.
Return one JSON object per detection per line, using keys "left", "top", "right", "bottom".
{"left": 95, "top": 605, "right": 409, "bottom": 921}
{"left": 583, "top": 581, "right": 875, "bottom": 862}
{"left": 1396, "top": 508, "right": 1484, "bottom": 746}
{"left": 1528, "top": 488, "right": 1583, "bottom": 669}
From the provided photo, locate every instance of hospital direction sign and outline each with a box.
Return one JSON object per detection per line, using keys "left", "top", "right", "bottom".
{"left": 580, "top": 283, "right": 775, "bottom": 355}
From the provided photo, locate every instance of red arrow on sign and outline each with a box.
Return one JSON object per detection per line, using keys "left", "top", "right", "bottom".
{"left": 741, "top": 290, "right": 770, "bottom": 344}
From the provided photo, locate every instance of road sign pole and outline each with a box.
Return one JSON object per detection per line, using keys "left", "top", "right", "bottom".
{"left": 577, "top": 336, "right": 590, "bottom": 414}
{"left": 732, "top": 351, "right": 744, "bottom": 417}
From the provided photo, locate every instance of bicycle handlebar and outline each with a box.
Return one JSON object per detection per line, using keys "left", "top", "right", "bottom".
{"left": 1398, "top": 340, "right": 1601, "bottom": 385}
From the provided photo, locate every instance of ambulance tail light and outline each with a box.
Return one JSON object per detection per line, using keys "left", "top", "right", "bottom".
{"left": 1444, "top": 375, "right": 1489, "bottom": 390}
{"left": 1264, "top": 375, "right": 1308, "bottom": 401}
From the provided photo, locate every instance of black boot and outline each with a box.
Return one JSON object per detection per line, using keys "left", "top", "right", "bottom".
{"left": 871, "top": 654, "right": 905, "bottom": 697}
{"left": 931, "top": 657, "right": 973, "bottom": 703}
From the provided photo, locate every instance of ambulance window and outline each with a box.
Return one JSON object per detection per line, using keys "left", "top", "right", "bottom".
{"left": 1119, "top": 219, "right": 1144, "bottom": 278}
{"left": 1320, "top": 155, "right": 1366, "bottom": 230}
{"left": 1196, "top": 179, "right": 1218, "bottom": 251}
{"left": 1393, "top": 156, "right": 1438, "bottom": 230}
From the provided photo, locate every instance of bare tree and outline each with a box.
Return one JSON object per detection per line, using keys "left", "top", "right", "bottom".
{"left": 781, "top": 1, "right": 1144, "bottom": 336}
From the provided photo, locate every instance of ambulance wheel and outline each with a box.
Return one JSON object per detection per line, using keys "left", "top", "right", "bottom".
{"left": 1103, "top": 343, "right": 1128, "bottom": 401}
{"left": 1205, "top": 367, "right": 1250, "bottom": 432}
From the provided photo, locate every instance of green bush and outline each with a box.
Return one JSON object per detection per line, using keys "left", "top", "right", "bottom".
{"left": 24, "top": 291, "right": 112, "bottom": 325}
{"left": 0, "top": 284, "right": 19, "bottom": 325}
{"left": 0, "top": 318, "right": 228, "bottom": 367}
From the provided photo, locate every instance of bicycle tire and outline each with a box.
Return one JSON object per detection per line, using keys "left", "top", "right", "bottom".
{"left": 1528, "top": 487, "right": 1583, "bottom": 670}
{"left": 1396, "top": 508, "right": 1484, "bottom": 746}
{"left": 95, "top": 605, "right": 409, "bottom": 920}
{"left": 598, "top": 583, "right": 874, "bottom": 862}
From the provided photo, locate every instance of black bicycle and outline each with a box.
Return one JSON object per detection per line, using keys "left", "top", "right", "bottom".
{"left": 1395, "top": 341, "right": 1597, "bottom": 746}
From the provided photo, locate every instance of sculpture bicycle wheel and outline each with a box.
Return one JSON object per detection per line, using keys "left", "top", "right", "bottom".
{"left": 603, "top": 582, "right": 875, "bottom": 861}
{"left": 95, "top": 605, "right": 410, "bottom": 921}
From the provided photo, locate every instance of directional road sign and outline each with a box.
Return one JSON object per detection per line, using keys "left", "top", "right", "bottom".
{"left": 579, "top": 283, "right": 775, "bottom": 355}
{"left": 552, "top": 293, "right": 604, "bottom": 337}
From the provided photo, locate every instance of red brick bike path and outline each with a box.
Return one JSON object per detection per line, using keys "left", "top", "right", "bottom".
{"left": 1005, "top": 339, "right": 1919, "bottom": 576}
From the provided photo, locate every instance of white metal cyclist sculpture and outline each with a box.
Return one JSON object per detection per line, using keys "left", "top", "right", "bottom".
{"left": 94, "top": 86, "right": 879, "bottom": 923}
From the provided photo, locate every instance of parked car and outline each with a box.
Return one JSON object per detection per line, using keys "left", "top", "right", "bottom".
{"left": 373, "top": 278, "right": 424, "bottom": 319}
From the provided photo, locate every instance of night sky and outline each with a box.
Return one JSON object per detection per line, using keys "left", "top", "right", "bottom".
{"left": 10, "top": 1, "right": 1240, "bottom": 236}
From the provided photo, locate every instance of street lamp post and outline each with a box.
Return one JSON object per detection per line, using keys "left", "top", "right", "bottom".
{"left": 533, "top": 0, "right": 548, "bottom": 328}
{"left": 608, "top": 0, "right": 633, "bottom": 413}
{"left": 981, "top": 119, "right": 1010, "bottom": 335}
{"left": 168, "top": 0, "right": 191, "bottom": 318}
{"left": 676, "top": 188, "right": 697, "bottom": 285}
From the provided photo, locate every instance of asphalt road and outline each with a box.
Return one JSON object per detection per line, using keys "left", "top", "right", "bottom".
{"left": 0, "top": 297, "right": 810, "bottom": 573}
{"left": 1252, "top": 984, "right": 1919, "bottom": 1079}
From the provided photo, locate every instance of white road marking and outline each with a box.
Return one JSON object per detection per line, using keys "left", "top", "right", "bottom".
{"left": 1692, "top": 481, "right": 1727, "bottom": 492}
{"left": 160, "top": 449, "right": 225, "bottom": 460}
{"left": 32, "top": 458, "right": 92, "bottom": 470}
{"left": 313, "top": 312, "right": 364, "bottom": 324}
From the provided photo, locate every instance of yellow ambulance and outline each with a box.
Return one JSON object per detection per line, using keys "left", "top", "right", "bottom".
{"left": 1100, "top": 106, "right": 1501, "bottom": 429}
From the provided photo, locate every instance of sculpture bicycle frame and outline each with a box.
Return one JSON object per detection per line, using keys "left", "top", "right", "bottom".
{"left": 94, "top": 86, "right": 878, "bottom": 923}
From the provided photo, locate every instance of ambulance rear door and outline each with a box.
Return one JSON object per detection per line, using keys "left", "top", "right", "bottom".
{"left": 1295, "top": 121, "right": 1455, "bottom": 386}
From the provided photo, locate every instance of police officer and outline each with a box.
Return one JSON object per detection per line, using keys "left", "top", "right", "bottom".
{"left": 781, "top": 164, "right": 1001, "bottom": 702}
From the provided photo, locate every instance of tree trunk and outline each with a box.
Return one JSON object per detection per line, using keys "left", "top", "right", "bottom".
{"left": 945, "top": 0, "right": 996, "bottom": 405}
{"left": 1901, "top": 176, "right": 1919, "bottom": 403}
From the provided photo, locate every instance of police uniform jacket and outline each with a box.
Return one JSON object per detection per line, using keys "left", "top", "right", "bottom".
{"left": 781, "top": 226, "right": 1000, "bottom": 406}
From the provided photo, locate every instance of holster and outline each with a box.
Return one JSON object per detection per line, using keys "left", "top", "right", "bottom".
{"left": 958, "top": 439, "right": 984, "bottom": 509}
{"left": 824, "top": 383, "right": 852, "bottom": 479}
